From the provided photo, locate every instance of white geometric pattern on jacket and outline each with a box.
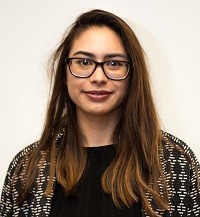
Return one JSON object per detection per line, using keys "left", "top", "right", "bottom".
{"left": 0, "top": 132, "right": 200, "bottom": 216}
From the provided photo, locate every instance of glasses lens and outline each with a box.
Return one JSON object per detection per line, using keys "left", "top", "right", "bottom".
{"left": 69, "top": 58, "right": 95, "bottom": 77}
{"left": 103, "top": 61, "right": 129, "bottom": 80}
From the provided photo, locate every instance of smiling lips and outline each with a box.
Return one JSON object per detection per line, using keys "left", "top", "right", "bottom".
{"left": 83, "top": 90, "right": 112, "bottom": 100}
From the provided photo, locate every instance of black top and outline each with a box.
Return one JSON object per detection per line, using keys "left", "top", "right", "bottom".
{"left": 50, "top": 144, "right": 142, "bottom": 217}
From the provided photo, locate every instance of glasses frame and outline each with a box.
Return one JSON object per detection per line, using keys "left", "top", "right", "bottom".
{"left": 65, "top": 57, "right": 131, "bottom": 81}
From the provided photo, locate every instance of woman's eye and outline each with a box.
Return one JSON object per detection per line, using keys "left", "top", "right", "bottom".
{"left": 107, "top": 61, "right": 122, "bottom": 67}
{"left": 77, "top": 59, "right": 92, "bottom": 66}
{"left": 82, "top": 59, "right": 89, "bottom": 65}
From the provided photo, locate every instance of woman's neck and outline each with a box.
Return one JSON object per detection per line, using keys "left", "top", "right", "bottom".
{"left": 76, "top": 110, "right": 119, "bottom": 147}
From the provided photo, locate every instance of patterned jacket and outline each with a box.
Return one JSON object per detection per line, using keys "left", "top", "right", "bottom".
{"left": 0, "top": 132, "right": 200, "bottom": 216}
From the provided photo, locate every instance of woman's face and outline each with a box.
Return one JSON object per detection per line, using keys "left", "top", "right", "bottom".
{"left": 66, "top": 26, "right": 129, "bottom": 118}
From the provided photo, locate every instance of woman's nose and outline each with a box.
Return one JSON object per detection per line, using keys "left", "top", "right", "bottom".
{"left": 89, "top": 65, "right": 108, "bottom": 84}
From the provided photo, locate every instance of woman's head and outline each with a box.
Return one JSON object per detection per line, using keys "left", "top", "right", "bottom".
{"left": 49, "top": 9, "right": 150, "bottom": 125}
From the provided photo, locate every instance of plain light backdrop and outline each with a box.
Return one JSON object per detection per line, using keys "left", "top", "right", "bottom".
{"left": 0, "top": 0, "right": 200, "bottom": 192}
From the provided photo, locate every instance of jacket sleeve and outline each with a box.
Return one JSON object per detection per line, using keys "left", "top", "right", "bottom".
{"left": 187, "top": 149, "right": 200, "bottom": 216}
{"left": 0, "top": 143, "right": 38, "bottom": 217}
{"left": 162, "top": 132, "right": 200, "bottom": 216}
{"left": 0, "top": 158, "right": 16, "bottom": 216}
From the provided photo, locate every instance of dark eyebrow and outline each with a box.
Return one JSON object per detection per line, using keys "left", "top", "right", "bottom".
{"left": 73, "top": 51, "right": 95, "bottom": 58}
{"left": 104, "top": 53, "right": 127, "bottom": 59}
{"left": 72, "top": 51, "right": 127, "bottom": 59}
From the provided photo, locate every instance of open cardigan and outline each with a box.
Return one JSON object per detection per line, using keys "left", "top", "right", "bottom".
{"left": 0, "top": 132, "right": 200, "bottom": 217}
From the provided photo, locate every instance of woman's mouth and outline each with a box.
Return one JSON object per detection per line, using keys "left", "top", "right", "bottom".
{"left": 83, "top": 90, "right": 112, "bottom": 101}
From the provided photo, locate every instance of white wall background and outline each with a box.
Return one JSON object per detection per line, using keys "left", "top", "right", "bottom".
{"left": 0, "top": 0, "right": 199, "bottom": 192}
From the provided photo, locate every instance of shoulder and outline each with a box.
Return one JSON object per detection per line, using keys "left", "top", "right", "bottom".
{"left": 161, "top": 131, "right": 200, "bottom": 167}
{"left": 160, "top": 131, "right": 200, "bottom": 187}
{"left": 13, "top": 141, "right": 39, "bottom": 159}
{"left": 160, "top": 131, "right": 200, "bottom": 190}
{"left": 6, "top": 142, "right": 39, "bottom": 178}
{"left": 0, "top": 142, "right": 40, "bottom": 215}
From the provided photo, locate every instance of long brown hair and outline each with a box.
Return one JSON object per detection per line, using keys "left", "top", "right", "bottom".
{"left": 17, "top": 9, "right": 169, "bottom": 216}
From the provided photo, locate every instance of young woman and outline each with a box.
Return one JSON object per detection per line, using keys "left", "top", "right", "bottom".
{"left": 0, "top": 9, "right": 199, "bottom": 217}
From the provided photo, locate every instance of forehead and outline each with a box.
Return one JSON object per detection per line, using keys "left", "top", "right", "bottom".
{"left": 68, "top": 26, "right": 126, "bottom": 57}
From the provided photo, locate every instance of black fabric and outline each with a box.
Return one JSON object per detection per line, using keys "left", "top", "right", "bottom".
{"left": 50, "top": 144, "right": 142, "bottom": 217}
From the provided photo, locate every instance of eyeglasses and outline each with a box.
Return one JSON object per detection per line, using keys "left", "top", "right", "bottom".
{"left": 65, "top": 58, "right": 130, "bottom": 80}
